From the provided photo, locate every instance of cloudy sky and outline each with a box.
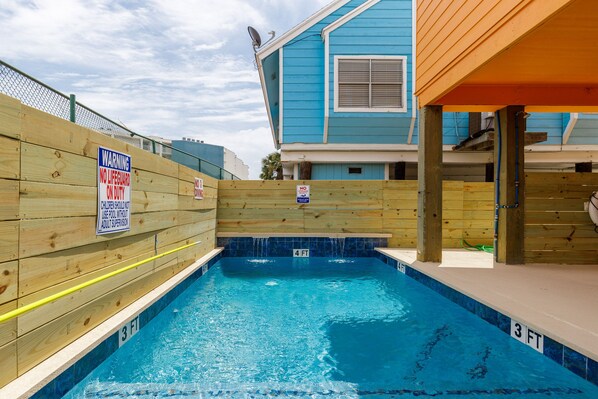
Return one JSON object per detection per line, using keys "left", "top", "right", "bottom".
{"left": 0, "top": 0, "right": 330, "bottom": 178}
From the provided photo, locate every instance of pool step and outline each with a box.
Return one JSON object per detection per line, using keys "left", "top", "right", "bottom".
{"left": 84, "top": 381, "right": 361, "bottom": 398}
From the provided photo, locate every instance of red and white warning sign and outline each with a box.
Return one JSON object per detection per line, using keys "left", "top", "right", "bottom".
{"left": 194, "top": 177, "right": 204, "bottom": 200}
{"left": 97, "top": 147, "right": 131, "bottom": 235}
{"left": 296, "top": 185, "right": 310, "bottom": 204}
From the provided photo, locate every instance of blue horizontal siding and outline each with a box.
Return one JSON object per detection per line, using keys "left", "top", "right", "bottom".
{"left": 526, "top": 112, "right": 564, "bottom": 145}
{"left": 282, "top": 0, "right": 369, "bottom": 145}
{"left": 568, "top": 113, "right": 598, "bottom": 144}
{"left": 311, "top": 163, "right": 385, "bottom": 180}
{"left": 441, "top": 112, "right": 469, "bottom": 145}
{"left": 262, "top": 52, "right": 280, "bottom": 139}
{"left": 331, "top": 35, "right": 412, "bottom": 45}
{"left": 283, "top": 132, "right": 324, "bottom": 143}
{"left": 326, "top": 0, "right": 414, "bottom": 145}
{"left": 328, "top": 116, "right": 412, "bottom": 144}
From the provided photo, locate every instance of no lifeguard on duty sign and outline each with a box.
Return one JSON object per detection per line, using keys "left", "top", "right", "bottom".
{"left": 296, "top": 185, "right": 310, "bottom": 204}
{"left": 97, "top": 147, "right": 131, "bottom": 235}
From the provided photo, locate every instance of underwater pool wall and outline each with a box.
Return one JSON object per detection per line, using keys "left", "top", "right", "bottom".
{"left": 217, "top": 236, "right": 388, "bottom": 258}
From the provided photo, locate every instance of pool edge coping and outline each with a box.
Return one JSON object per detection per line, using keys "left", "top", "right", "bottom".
{"left": 0, "top": 248, "right": 223, "bottom": 399}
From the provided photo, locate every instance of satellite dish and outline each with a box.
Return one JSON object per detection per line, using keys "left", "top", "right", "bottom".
{"left": 248, "top": 26, "right": 262, "bottom": 50}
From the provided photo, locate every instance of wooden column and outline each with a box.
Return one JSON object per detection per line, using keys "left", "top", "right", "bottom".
{"left": 575, "top": 162, "right": 593, "bottom": 173}
{"left": 469, "top": 112, "right": 482, "bottom": 136}
{"left": 390, "top": 162, "right": 406, "bottom": 180}
{"left": 417, "top": 105, "right": 443, "bottom": 262}
{"left": 494, "top": 106, "right": 526, "bottom": 264}
{"left": 299, "top": 161, "right": 312, "bottom": 180}
{"left": 485, "top": 163, "right": 494, "bottom": 183}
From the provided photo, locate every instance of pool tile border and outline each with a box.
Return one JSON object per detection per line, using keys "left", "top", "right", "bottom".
{"left": 26, "top": 252, "right": 223, "bottom": 399}
{"left": 217, "top": 236, "right": 387, "bottom": 258}
{"left": 373, "top": 250, "right": 598, "bottom": 388}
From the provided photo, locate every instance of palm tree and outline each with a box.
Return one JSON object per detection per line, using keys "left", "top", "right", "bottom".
{"left": 260, "top": 152, "right": 283, "bottom": 180}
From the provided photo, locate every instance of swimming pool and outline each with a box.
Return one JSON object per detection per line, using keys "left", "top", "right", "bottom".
{"left": 61, "top": 257, "right": 598, "bottom": 398}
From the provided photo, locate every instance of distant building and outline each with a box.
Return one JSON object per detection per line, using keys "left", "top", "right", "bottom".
{"left": 104, "top": 132, "right": 247, "bottom": 179}
{"left": 171, "top": 138, "right": 249, "bottom": 180}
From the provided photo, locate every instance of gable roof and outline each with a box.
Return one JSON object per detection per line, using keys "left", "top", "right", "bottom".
{"left": 256, "top": 0, "right": 351, "bottom": 60}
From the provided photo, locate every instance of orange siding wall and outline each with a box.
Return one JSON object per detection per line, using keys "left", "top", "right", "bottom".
{"left": 415, "top": 0, "right": 572, "bottom": 106}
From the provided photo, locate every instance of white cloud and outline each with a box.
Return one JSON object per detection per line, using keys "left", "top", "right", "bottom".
{"left": 0, "top": 0, "right": 331, "bottom": 178}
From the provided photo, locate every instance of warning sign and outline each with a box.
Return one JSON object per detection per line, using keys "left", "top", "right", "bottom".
{"left": 296, "top": 185, "right": 310, "bottom": 204}
{"left": 97, "top": 147, "right": 131, "bottom": 235}
{"left": 194, "top": 177, "right": 204, "bottom": 200}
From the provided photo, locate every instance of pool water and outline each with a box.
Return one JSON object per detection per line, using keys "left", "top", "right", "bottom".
{"left": 62, "top": 257, "right": 598, "bottom": 398}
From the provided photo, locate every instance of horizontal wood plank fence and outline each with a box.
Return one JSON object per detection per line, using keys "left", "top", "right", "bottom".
{"left": 217, "top": 180, "right": 494, "bottom": 248}
{"left": 525, "top": 172, "right": 598, "bottom": 264}
{"left": 0, "top": 94, "right": 218, "bottom": 387}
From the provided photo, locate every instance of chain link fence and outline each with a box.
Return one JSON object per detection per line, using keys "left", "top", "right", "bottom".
{"left": 0, "top": 60, "right": 238, "bottom": 180}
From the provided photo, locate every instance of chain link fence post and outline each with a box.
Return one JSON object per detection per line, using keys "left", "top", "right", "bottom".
{"left": 69, "top": 94, "right": 76, "bottom": 122}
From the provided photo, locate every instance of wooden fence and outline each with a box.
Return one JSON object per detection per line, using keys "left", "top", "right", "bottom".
{"left": 217, "top": 180, "right": 494, "bottom": 248}
{"left": 525, "top": 172, "right": 598, "bottom": 264}
{"left": 0, "top": 94, "right": 217, "bottom": 387}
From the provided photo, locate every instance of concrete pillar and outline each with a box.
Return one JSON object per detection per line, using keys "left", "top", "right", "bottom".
{"left": 417, "top": 105, "right": 443, "bottom": 262}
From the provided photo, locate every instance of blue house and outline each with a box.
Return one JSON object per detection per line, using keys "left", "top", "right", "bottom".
{"left": 256, "top": 0, "right": 596, "bottom": 180}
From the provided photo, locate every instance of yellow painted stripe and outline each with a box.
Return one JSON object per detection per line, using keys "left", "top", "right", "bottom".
{"left": 0, "top": 241, "right": 201, "bottom": 324}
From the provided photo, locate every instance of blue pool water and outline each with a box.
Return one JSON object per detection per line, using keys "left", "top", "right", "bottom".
{"left": 62, "top": 258, "right": 598, "bottom": 398}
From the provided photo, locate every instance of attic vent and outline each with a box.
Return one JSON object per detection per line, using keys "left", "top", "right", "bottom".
{"left": 348, "top": 167, "right": 362, "bottom": 174}
{"left": 336, "top": 57, "right": 406, "bottom": 112}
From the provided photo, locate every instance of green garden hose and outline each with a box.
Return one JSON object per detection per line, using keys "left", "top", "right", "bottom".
{"left": 462, "top": 239, "right": 494, "bottom": 254}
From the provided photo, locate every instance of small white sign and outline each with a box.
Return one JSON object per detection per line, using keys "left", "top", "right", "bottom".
{"left": 194, "top": 177, "right": 204, "bottom": 200}
{"left": 397, "top": 263, "right": 406, "bottom": 274}
{"left": 119, "top": 315, "right": 140, "bottom": 347}
{"left": 294, "top": 249, "right": 309, "bottom": 257}
{"left": 296, "top": 185, "right": 310, "bottom": 204}
{"left": 510, "top": 319, "right": 544, "bottom": 353}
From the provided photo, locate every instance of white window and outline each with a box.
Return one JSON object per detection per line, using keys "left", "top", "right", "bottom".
{"left": 334, "top": 56, "right": 407, "bottom": 113}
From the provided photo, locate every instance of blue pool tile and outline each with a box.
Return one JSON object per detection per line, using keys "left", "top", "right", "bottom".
{"left": 543, "top": 336, "right": 564, "bottom": 365}
{"left": 475, "top": 302, "right": 498, "bottom": 327}
{"left": 31, "top": 380, "right": 55, "bottom": 399}
{"left": 460, "top": 295, "right": 477, "bottom": 314}
{"left": 496, "top": 313, "right": 511, "bottom": 335}
{"left": 588, "top": 358, "right": 598, "bottom": 386}
{"left": 53, "top": 364, "right": 75, "bottom": 397}
{"left": 564, "top": 347, "right": 587, "bottom": 379}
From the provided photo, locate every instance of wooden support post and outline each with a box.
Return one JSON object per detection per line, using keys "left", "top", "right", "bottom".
{"left": 390, "top": 162, "right": 406, "bottom": 180}
{"left": 485, "top": 163, "right": 494, "bottom": 183}
{"left": 495, "top": 106, "right": 526, "bottom": 264}
{"left": 575, "top": 162, "right": 593, "bottom": 173}
{"left": 417, "top": 105, "right": 443, "bottom": 262}
{"left": 299, "top": 161, "right": 312, "bottom": 180}
{"left": 469, "top": 112, "right": 482, "bottom": 137}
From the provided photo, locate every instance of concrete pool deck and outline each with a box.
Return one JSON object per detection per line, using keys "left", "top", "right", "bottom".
{"left": 377, "top": 248, "right": 598, "bottom": 362}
